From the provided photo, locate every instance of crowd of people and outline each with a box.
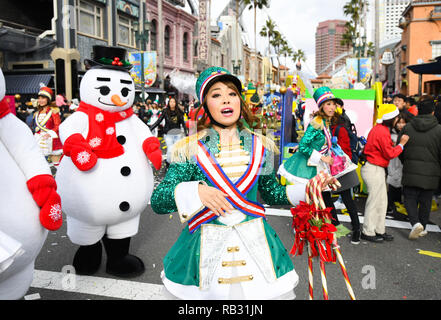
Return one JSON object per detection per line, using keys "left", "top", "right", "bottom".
{"left": 13, "top": 89, "right": 192, "bottom": 166}
{"left": 10, "top": 83, "right": 441, "bottom": 246}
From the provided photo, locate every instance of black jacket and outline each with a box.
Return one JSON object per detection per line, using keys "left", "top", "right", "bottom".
{"left": 149, "top": 108, "right": 188, "bottom": 135}
{"left": 399, "top": 114, "right": 441, "bottom": 190}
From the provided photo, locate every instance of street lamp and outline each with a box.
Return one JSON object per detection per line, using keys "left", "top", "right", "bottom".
{"left": 134, "top": 20, "right": 151, "bottom": 102}
{"left": 352, "top": 34, "right": 367, "bottom": 83}
{"left": 232, "top": 59, "right": 242, "bottom": 75}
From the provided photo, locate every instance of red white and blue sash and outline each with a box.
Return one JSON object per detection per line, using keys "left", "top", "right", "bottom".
{"left": 319, "top": 120, "right": 332, "bottom": 155}
{"left": 188, "top": 135, "right": 267, "bottom": 233}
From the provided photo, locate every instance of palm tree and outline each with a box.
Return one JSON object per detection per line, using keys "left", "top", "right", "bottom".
{"left": 342, "top": 0, "right": 368, "bottom": 53}
{"left": 292, "top": 49, "right": 306, "bottom": 63}
{"left": 280, "top": 43, "right": 293, "bottom": 68}
{"left": 292, "top": 49, "right": 306, "bottom": 71}
{"left": 270, "top": 31, "right": 285, "bottom": 84}
{"left": 242, "top": 0, "right": 270, "bottom": 53}
{"left": 260, "top": 18, "right": 277, "bottom": 63}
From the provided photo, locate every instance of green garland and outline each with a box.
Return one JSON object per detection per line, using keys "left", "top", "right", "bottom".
{"left": 98, "top": 57, "right": 131, "bottom": 67}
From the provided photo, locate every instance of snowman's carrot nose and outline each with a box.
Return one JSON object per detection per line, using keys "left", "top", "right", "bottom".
{"left": 111, "top": 94, "right": 126, "bottom": 107}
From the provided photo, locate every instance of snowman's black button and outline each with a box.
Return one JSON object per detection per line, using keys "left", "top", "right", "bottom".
{"left": 117, "top": 135, "right": 126, "bottom": 145}
{"left": 119, "top": 201, "right": 130, "bottom": 211}
{"left": 121, "top": 166, "right": 131, "bottom": 176}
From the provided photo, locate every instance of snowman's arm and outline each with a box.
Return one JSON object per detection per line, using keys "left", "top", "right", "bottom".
{"left": 59, "top": 111, "right": 89, "bottom": 143}
{"left": 130, "top": 115, "right": 153, "bottom": 140}
{"left": 130, "top": 116, "right": 162, "bottom": 170}
{"left": 0, "top": 113, "right": 51, "bottom": 179}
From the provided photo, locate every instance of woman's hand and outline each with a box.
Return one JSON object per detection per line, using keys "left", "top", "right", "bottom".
{"left": 321, "top": 155, "right": 334, "bottom": 165}
{"left": 198, "top": 184, "right": 234, "bottom": 217}
{"left": 399, "top": 134, "right": 409, "bottom": 146}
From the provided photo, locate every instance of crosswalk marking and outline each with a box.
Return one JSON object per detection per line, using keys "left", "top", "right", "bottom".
{"left": 265, "top": 208, "right": 441, "bottom": 233}
{"left": 31, "top": 269, "right": 166, "bottom": 300}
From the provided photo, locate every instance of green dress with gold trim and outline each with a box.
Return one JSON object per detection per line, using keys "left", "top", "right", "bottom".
{"left": 151, "top": 127, "right": 304, "bottom": 299}
{"left": 278, "top": 116, "right": 330, "bottom": 184}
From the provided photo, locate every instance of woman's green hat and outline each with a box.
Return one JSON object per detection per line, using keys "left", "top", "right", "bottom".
{"left": 195, "top": 67, "right": 242, "bottom": 102}
{"left": 313, "top": 86, "right": 343, "bottom": 109}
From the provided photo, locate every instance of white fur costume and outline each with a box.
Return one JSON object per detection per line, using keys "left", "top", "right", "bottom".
{"left": 0, "top": 69, "right": 51, "bottom": 299}
{"left": 55, "top": 68, "right": 156, "bottom": 245}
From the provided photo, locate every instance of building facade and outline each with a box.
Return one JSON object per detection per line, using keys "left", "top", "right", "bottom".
{"left": 398, "top": 0, "right": 441, "bottom": 96}
{"left": 315, "top": 20, "right": 348, "bottom": 75}
{"left": 146, "top": 0, "right": 196, "bottom": 80}
{"left": 379, "top": 0, "right": 410, "bottom": 46}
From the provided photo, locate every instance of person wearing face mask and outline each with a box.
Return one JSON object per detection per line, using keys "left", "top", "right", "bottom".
{"left": 150, "top": 67, "right": 340, "bottom": 300}
{"left": 149, "top": 97, "right": 188, "bottom": 166}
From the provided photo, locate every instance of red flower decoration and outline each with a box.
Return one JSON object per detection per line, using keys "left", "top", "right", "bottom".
{"left": 112, "top": 57, "right": 123, "bottom": 66}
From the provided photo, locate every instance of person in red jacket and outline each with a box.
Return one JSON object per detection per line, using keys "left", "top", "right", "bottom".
{"left": 361, "top": 104, "right": 409, "bottom": 242}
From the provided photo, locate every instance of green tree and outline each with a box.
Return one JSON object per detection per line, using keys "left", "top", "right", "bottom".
{"left": 270, "top": 31, "right": 286, "bottom": 84}
{"left": 292, "top": 49, "right": 306, "bottom": 63}
{"left": 280, "top": 43, "right": 293, "bottom": 68}
{"left": 341, "top": 0, "right": 369, "bottom": 54}
{"left": 260, "top": 18, "right": 277, "bottom": 63}
{"left": 242, "top": 0, "right": 270, "bottom": 53}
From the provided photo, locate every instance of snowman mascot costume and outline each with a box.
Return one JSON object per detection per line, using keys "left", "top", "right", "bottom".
{"left": 55, "top": 46, "right": 162, "bottom": 278}
{"left": 0, "top": 68, "right": 63, "bottom": 299}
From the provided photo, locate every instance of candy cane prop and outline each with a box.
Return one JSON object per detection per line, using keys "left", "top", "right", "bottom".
{"left": 319, "top": 259, "right": 329, "bottom": 300}
{"left": 334, "top": 245, "right": 356, "bottom": 300}
{"left": 307, "top": 245, "right": 314, "bottom": 300}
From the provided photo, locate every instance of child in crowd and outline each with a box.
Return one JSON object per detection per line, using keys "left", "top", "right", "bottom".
{"left": 387, "top": 111, "right": 411, "bottom": 218}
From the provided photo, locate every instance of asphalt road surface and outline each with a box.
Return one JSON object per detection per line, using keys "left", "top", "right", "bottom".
{"left": 22, "top": 139, "right": 441, "bottom": 303}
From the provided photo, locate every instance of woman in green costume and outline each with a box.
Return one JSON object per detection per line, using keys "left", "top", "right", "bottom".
{"left": 151, "top": 68, "right": 337, "bottom": 300}
{"left": 278, "top": 86, "right": 352, "bottom": 235}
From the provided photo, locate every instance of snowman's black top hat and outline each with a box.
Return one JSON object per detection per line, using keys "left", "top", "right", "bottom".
{"left": 84, "top": 45, "right": 133, "bottom": 71}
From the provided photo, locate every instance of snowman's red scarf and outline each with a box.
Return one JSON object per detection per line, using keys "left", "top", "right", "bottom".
{"left": 77, "top": 101, "right": 134, "bottom": 159}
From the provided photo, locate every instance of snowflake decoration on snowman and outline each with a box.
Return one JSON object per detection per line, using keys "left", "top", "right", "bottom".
{"left": 55, "top": 45, "right": 163, "bottom": 278}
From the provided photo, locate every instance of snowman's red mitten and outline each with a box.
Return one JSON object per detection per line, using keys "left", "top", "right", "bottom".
{"left": 0, "top": 98, "right": 11, "bottom": 119}
{"left": 142, "top": 137, "right": 162, "bottom": 170}
{"left": 63, "top": 133, "right": 97, "bottom": 171}
{"left": 26, "top": 174, "right": 63, "bottom": 231}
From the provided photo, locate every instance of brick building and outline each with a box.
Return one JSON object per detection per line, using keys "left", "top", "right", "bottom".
{"left": 315, "top": 20, "right": 348, "bottom": 75}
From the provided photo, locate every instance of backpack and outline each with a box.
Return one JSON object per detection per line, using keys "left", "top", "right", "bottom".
{"left": 333, "top": 121, "right": 366, "bottom": 165}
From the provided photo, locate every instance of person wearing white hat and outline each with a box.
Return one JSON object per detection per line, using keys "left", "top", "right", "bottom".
{"left": 360, "top": 104, "right": 410, "bottom": 243}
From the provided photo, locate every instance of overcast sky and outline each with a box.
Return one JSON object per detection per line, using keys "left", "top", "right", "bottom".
{"left": 207, "top": 0, "right": 360, "bottom": 75}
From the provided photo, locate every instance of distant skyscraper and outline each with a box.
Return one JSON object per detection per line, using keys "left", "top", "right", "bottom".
{"left": 379, "top": 0, "right": 410, "bottom": 45}
{"left": 315, "top": 20, "right": 348, "bottom": 75}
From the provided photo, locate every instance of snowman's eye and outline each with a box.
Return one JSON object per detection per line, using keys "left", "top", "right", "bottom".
{"left": 96, "top": 86, "right": 110, "bottom": 96}
{"left": 121, "top": 87, "right": 131, "bottom": 97}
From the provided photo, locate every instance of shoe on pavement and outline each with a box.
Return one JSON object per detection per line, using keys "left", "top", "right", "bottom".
{"left": 360, "top": 232, "right": 384, "bottom": 243}
{"left": 351, "top": 230, "right": 360, "bottom": 244}
{"left": 376, "top": 233, "right": 394, "bottom": 241}
{"left": 409, "top": 223, "right": 424, "bottom": 240}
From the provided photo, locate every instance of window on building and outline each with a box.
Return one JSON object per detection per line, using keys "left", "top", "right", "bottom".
{"left": 165, "top": 25, "right": 171, "bottom": 57}
{"left": 431, "top": 41, "right": 441, "bottom": 59}
{"left": 150, "top": 20, "right": 157, "bottom": 51}
{"left": 76, "top": 0, "right": 104, "bottom": 39}
{"left": 183, "top": 32, "right": 189, "bottom": 61}
{"left": 118, "top": 14, "right": 136, "bottom": 47}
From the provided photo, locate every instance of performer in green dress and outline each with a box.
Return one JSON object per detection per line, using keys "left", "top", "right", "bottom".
{"left": 151, "top": 67, "right": 338, "bottom": 300}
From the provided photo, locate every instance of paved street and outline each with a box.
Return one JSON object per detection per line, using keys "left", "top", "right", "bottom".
{"left": 23, "top": 150, "right": 441, "bottom": 301}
